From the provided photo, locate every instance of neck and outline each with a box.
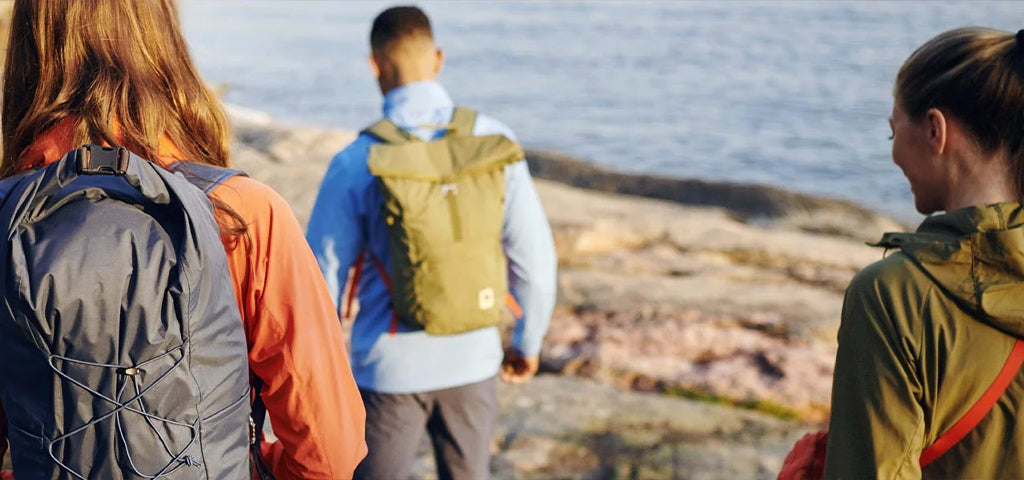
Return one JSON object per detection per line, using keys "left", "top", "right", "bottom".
{"left": 374, "top": 47, "right": 439, "bottom": 96}
{"left": 380, "top": 74, "right": 434, "bottom": 96}
{"left": 944, "top": 152, "right": 1018, "bottom": 211}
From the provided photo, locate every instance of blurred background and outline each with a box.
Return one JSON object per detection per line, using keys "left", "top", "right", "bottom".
{"left": 181, "top": 1, "right": 1020, "bottom": 223}
{"left": 172, "top": 2, "right": 1024, "bottom": 479}
{"left": 2, "top": 1, "right": 1021, "bottom": 479}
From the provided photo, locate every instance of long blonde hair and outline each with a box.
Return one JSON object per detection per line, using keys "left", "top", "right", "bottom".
{"left": 1, "top": 0, "right": 230, "bottom": 178}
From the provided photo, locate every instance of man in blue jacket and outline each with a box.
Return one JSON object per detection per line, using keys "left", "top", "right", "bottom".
{"left": 306, "top": 6, "right": 557, "bottom": 479}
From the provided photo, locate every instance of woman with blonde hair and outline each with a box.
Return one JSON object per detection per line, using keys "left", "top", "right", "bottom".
{"left": 825, "top": 27, "right": 1024, "bottom": 478}
{"left": 0, "top": 0, "right": 366, "bottom": 478}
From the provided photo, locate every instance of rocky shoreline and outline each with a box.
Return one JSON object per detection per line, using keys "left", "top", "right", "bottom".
{"left": 0, "top": 3, "right": 909, "bottom": 477}
{"left": 228, "top": 109, "right": 907, "bottom": 478}
{"left": 524, "top": 149, "right": 907, "bottom": 243}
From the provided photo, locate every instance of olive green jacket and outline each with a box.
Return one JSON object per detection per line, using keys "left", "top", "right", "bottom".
{"left": 825, "top": 203, "right": 1024, "bottom": 479}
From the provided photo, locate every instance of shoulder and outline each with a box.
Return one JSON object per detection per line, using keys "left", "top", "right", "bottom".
{"left": 208, "top": 174, "right": 294, "bottom": 226}
{"left": 469, "top": 111, "right": 527, "bottom": 180}
{"left": 332, "top": 134, "right": 377, "bottom": 167}
{"left": 843, "top": 251, "right": 935, "bottom": 340}
{"left": 471, "top": 111, "right": 518, "bottom": 142}
{"left": 322, "top": 134, "right": 378, "bottom": 184}
{"left": 848, "top": 251, "right": 930, "bottom": 301}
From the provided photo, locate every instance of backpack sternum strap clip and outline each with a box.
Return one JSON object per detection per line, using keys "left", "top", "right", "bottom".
{"left": 77, "top": 144, "right": 129, "bottom": 176}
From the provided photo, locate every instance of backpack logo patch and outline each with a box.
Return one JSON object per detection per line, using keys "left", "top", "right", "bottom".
{"left": 478, "top": 287, "right": 495, "bottom": 310}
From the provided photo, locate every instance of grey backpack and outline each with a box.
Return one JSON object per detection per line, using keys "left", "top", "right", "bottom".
{"left": 0, "top": 145, "right": 252, "bottom": 479}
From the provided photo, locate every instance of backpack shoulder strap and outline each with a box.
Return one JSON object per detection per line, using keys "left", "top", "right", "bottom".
{"left": 249, "top": 375, "right": 277, "bottom": 480}
{"left": 0, "top": 169, "right": 34, "bottom": 206}
{"left": 920, "top": 338, "right": 1024, "bottom": 467}
{"left": 363, "top": 107, "right": 478, "bottom": 145}
{"left": 362, "top": 119, "right": 415, "bottom": 145}
{"left": 447, "top": 107, "right": 477, "bottom": 137}
{"left": 167, "top": 162, "right": 247, "bottom": 194}
{"left": 345, "top": 250, "right": 400, "bottom": 337}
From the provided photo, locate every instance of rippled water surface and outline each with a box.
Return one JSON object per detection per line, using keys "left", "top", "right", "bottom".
{"left": 181, "top": 1, "right": 1022, "bottom": 221}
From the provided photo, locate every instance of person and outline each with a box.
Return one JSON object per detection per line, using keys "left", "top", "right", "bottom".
{"left": 824, "top": 27, "right": 1024, "bottom": 478}
{"left": 306, "top": 5, "right": 557, "bottom": 479}
{"left": 0, "top": 1, "right": 367, "bottom": 479}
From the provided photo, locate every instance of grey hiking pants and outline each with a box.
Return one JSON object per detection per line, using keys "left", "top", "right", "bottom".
{"left": 353, "top": 376, "right": 497, "bottom": 480}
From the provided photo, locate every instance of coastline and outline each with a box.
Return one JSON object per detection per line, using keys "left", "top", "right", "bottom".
{"left": 525, "top": 148, "right": 908, "bottom": 242}
{"left": 0, "top": 4, "right": 929, "bottom": 478}
{"left": 227, "top": 106, "right": 902, "bottom": 478}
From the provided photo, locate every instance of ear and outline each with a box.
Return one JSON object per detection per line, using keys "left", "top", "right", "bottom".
{"left": 368, "top": 53, "right": 381, "bottom": 79}
{"left": 433, "top": 48, "right": 445, "bottom": 76}
{"left": 925, "top": 108, "right": 948, "bottom": 155}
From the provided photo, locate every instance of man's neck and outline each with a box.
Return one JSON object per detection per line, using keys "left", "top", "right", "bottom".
{"left": 379, "top": 71, "right": 437, "bottom": 96}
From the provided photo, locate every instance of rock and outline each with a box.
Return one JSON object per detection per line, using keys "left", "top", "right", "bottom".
{"left": 228, "top": 114, "right": 356, "bottom": 226}
{"left": 223, "top": 109, "right": 899, "bottom": 478}
{"left": 402, "top": 375, "right": 815, "bottom": 480}
{"left": 491, "top": 375, "right": 812, "bottom": 480}
{"left": 526, "top": 148, "right": 907, "bottom": 243}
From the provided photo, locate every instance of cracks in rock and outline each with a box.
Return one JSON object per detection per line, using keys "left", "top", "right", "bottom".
{"left": 751, "top": 351, "right": 785, "bottom": 381}
{"left": 541, "top": 307, "right": 831, "bottom": 421}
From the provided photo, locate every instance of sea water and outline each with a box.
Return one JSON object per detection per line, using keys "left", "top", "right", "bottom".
{"left": 181, "top": 0, "right": 1022, "bottom": 222}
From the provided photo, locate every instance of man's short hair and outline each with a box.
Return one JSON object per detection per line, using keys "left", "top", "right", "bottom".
{"left": 370, "top": 6, "right": 433, "bottom": 53}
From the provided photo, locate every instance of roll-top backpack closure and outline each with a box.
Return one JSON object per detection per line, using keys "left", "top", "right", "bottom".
{"left": 360, "top": 108, "right": 524, "bottom": 335}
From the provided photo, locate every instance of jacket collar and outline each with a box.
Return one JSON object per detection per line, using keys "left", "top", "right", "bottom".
{"left": 15, "top": 117, "right": 184, "bottom": 174}
{"left": 871, "top": 203, "right": 1024, "bottom": 338}
{"left": 381, "top": 81, "right": 454, "bottom": 131}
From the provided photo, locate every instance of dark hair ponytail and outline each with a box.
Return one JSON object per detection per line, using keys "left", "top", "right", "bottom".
{"left": 896, "top": 27, "right": 1024, "bottom": 200}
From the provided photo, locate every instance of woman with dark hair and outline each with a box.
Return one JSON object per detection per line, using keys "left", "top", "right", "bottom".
{"left": 0, "top": 1, "right": 366, "bottom": 478}
{"left": 825, "top": 27, "right": 1024, "bottom": 478}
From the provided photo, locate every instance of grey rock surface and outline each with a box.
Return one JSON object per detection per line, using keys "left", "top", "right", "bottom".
{"left": 227, "top": 111, "right": 899, "bottom": 478}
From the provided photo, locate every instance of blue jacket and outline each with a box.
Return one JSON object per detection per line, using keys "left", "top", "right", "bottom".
{"left": 306, "top": 81, "right": 557, "bottom": 393}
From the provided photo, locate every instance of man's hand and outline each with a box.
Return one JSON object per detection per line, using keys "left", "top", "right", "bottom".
{"left": 500, "top": 350, "right": 539, "bottom": 384}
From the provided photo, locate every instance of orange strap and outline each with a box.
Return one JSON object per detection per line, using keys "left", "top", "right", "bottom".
{"left": 506, "top": 293, "right": 523, "bottom": 320}
{"left": 367, "top": 256, "right": 399, "bottom": 336}
{"left": 344, "top": 250, "right": 399, "bottom": 336}
{"left": 342, "top": 251, "right": 365, "bottom": 321}
{"left": 920, "top": 338, "right": 1024, "bottom": 467}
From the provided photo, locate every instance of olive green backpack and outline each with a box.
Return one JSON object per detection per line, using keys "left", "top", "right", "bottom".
{"left": 361, "top": 107, "right": 524, "bottom": 335}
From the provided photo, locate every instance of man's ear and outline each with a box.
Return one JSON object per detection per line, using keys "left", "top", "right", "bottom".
{"left": 925, "top": 108, "right": 948, "bottom": 156}
{"left": 433, "top": 48, "right": 445, "bottom": 76}
{"left": 368, "top": 53, "right": 381, "bottom": 79}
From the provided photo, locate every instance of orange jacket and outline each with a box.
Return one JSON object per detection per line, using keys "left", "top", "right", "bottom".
{"left": 0, "top": 120, "right": 367, "bottom": 479}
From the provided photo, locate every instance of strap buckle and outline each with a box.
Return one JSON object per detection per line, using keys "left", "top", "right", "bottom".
{"left": 249, "top": 416, "right": 257, "bottom": 446}
{"left": 77, "top": 144, "right": 129, "bottom": 175}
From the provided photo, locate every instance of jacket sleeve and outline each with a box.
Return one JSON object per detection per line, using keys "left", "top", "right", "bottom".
{"left": 215, "top": 177, "right": 367, "bottom": 480}
{"left": 306, "top": 144, "right": 371, "bottom": 306}
{"left": 824, "top": 262, "right": 926, "bottom": 479}
{"left": 502, "top": 160, "right": 558, "bottom": 357}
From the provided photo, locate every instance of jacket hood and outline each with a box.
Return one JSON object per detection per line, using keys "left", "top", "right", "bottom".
{"left": 873, "top": 203, "right": 1024, "bottom": 339}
